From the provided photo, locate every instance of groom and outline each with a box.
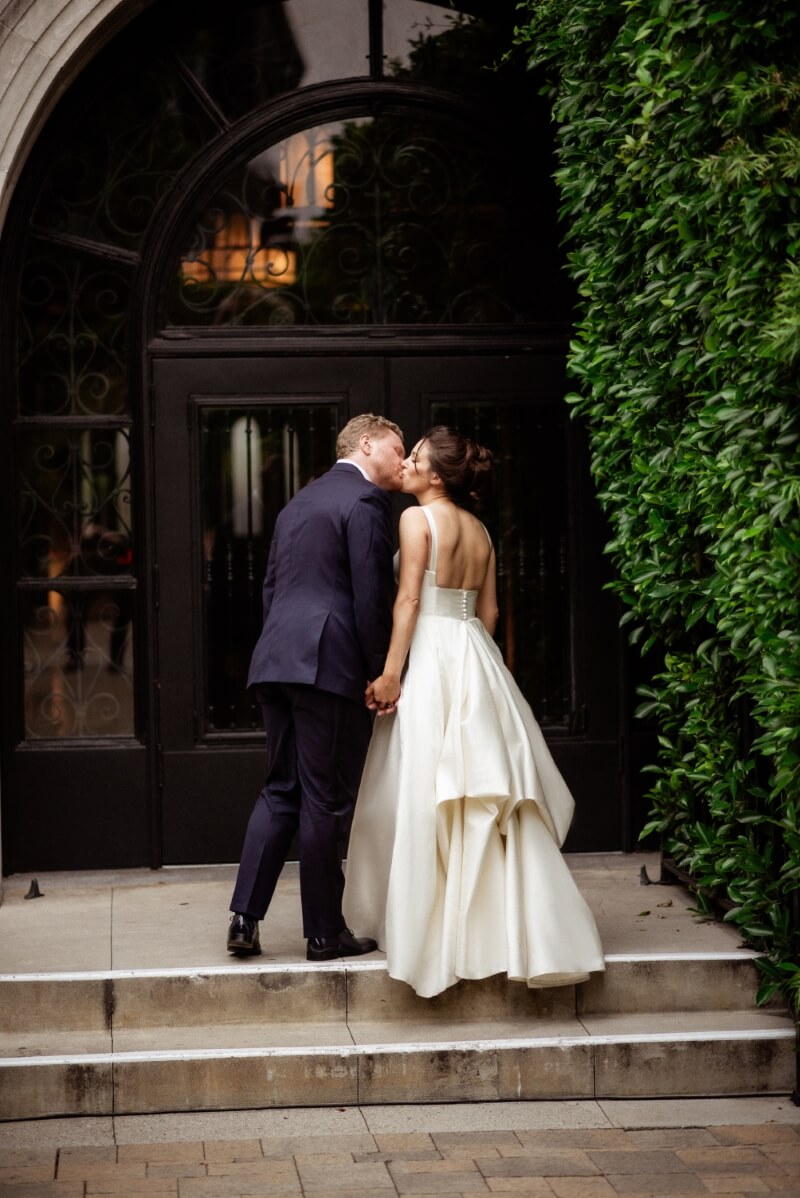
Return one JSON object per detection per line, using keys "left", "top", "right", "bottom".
{"left": 227, "top": 413, "right": 405, "bottom": 961}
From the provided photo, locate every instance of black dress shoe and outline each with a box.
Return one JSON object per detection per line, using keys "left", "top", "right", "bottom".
{"left": 227, "top": 913, "right": 262, "bottom": 956}
{"left": 307, "top": 927, "right": 378, "bottom": 961}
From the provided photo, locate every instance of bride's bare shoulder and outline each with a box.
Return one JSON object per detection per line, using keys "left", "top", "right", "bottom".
{"left": 399, "top": 504, "right": 428, "bottom": 528}
{"left": 398, "top": 504, "right": 429, "bottom": 540}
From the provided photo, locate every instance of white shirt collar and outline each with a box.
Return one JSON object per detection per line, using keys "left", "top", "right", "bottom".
{"left": 336, "top": 458, "right": 370, "bottom": 480}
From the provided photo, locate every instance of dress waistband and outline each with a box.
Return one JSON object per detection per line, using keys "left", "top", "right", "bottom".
{"left": 419, "top": 583, "right": 477, "bottom": 620}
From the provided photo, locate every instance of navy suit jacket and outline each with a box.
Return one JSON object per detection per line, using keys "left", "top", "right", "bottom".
{"left": 247, "top": 463, "right": 394, "bottom": 705}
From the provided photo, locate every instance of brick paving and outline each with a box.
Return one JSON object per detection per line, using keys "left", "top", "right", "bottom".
{"left": 0, "top": 1125, "right": 798, "bottom": 1197}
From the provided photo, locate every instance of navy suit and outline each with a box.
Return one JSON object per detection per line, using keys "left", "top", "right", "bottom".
{"left": 230, "top": 463, "right": 394, "bottom": 937}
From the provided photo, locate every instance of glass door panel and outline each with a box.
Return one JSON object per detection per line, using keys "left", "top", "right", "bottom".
{"left": 199, "top": 403, "right": 338, "bottom": 732}
{"left": 22, "top": 588, "right": 134, "bottom": 738}
{"left": 166, "top": 110, "right": 535, "bottom": 328}
{"left": 17, "top": 422, "right": 136, "bottom": 740}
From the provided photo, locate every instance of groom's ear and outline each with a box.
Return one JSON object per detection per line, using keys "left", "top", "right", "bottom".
{"left": 359, "top": 432, "right": 372, "bottom": 455}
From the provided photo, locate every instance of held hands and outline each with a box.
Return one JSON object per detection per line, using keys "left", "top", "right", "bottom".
{"left": 366, "top": 673, "right": 401, "bottom": 716}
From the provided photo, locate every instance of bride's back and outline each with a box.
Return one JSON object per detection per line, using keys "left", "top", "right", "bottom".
{"left": 428, "top": 504, "right": 491, "bottom": 592}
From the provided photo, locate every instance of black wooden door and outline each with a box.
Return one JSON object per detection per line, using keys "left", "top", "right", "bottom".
{"left": 388, "top": 356, "right": 623, "bottom": 852}
{"left": 153, "top": 355, "right": 385, "bottom": 863}
{"left": 153, "top": 351, "right": 623, "bottom": 864}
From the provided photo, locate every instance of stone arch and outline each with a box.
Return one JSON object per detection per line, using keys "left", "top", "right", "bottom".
{"left": 0, "top": 0, "right": 151, "bottom": 227}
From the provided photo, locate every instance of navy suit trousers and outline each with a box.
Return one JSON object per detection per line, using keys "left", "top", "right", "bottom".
{"left": 230, "top": 683, "right": 372, "bottom": 938}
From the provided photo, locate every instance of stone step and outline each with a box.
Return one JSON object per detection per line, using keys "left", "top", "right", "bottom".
{"left": 0, "top": 952, "right": 775, "bottom": 1034}
{"left": 0, "top": 950, "right": 795, "bottom": 1119}
{"left": 0, "top": 1019, "right": 794, "bottom": 1119}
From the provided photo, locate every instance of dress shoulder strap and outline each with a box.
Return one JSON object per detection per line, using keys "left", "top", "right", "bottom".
{"left": 480, "top": 521, "right": 493, "bottom": 552}
{"left": 420, "top": 505, "right": 439, "bottom": 572}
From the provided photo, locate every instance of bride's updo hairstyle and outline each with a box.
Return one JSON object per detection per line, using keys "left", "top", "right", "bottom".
{"left": 421, "top": 425, "right": 494, "bottom": 512}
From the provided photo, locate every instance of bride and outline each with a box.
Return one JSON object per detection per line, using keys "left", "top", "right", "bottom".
{"left": 342, "top": 426, "right": 604, "bottom": 999}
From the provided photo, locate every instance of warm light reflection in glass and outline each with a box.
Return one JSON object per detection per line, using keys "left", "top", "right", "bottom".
{"left": 181, "top": 216, "right": 298, "bottom": 286}
{"left": 180, "top": 130, "right": 336, "bottom": 289}
{"left": 278, "top": 129, "right": 335, "bottom": 211}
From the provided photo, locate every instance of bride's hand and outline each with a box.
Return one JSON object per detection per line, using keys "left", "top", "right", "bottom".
{"left": 366, "top": 674, "right": 400, "bottom": 714}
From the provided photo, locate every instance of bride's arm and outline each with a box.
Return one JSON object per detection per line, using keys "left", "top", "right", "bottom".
{"left": 368, "top": 507, "right": 429, "bottom": 708}
{"left": 476, "top": 546, "right": 499, "bottom": 636}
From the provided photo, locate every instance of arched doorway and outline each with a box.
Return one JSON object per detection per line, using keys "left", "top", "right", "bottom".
{"left": 1, "top": 0, "right": 627, "bottom": 872}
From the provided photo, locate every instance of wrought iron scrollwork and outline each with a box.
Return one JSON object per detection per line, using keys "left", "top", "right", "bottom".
{"left": 18, "top": 424, "right": 135, "bottom": 739}
{"left": 32, "top": 58, "right": 213, "bottom": 250}
{"left": 168, "top": 115, "right": 516, "bottom": 327}
{"left": 18, "top": 427, "right": 133, "bottom": 580}
{"left": 19, "top": 251, "right": 130, "bottom": 417}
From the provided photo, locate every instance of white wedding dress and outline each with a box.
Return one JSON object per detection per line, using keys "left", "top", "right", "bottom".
{"left": 343, "top": 506, "right": 604, "bottom": 998}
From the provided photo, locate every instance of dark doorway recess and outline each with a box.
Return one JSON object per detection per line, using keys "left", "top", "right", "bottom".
{"left": 153, "top": 351, "right": 624, "bottom": 864}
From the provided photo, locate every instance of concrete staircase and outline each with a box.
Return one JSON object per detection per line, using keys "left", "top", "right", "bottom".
{"left": 0, "top": 951, "right": 795, "bottom": 1119}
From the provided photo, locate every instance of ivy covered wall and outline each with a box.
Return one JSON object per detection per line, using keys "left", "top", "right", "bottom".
{"left": 512, "top": 0, "right": 800, "bottom": 1005}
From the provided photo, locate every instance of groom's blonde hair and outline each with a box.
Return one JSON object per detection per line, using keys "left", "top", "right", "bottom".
{"left": 336, "top": 413, "right": 403, "bottom": 458}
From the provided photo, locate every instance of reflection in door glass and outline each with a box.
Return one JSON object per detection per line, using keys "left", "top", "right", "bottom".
{"left": 18, "top": 426, "right": 133, "bottom": 578}
{"left": 176, "top": 0, "right": 370, "bottom": 120}
{"left": 19, "top": 424, "right": 135, "bottom": 739}
{"left": 383, "top": 1, "right": 478, "bottom": 78}
{"left": 22, "top": 588, "right": 135, "bottom": 738}
{"left": 431, "top": 401, "right": 571, "bottom": 727}
{"left": 200, "top": 404, "right": 338, "bottom": 731}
